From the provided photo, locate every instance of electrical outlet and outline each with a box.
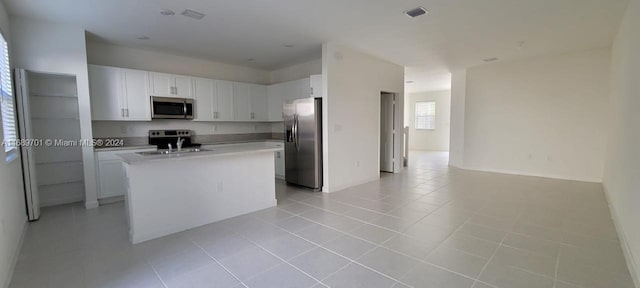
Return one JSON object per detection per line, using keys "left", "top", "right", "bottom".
{"left": 120, "top": 126, "right": 127, "bottom": 135}
{"left": 211, "top": 125, "right": 216, "bottom": 132}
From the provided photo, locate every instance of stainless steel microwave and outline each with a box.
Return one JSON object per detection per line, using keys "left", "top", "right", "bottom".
{"left": 151, "top": 96, "right": 194, "bottom": 119}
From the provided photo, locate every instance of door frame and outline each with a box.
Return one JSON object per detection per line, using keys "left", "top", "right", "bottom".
{"left": 379, "top": 91, "right": 396, "bottom": 173}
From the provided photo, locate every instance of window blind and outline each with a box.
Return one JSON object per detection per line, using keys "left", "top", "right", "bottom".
{"left": 415, "top": 101, "right": 436, "bottom": 130}
{"left": 0, "top": 32, "right": 16, "bottom": 154}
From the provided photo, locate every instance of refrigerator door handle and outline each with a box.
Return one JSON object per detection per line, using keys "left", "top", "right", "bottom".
{"left": 293, "top": 115, "right": 300, "bottom": 151}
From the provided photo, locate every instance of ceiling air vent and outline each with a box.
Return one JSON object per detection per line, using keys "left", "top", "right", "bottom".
{"left": 404, "top": 7, "right": 428, "bottom": 18}
{"left": 181, "top": 9, "right": 206, "bottom": 20}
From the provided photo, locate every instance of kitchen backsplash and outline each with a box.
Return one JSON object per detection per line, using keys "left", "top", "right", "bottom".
{"left": 92, "top": 120, "right": 281, "bottom": 138}
{"left": 92, "top": 120, "right": 285, "bottom": 147}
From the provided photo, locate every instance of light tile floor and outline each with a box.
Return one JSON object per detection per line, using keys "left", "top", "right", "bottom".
{"left": 9, "top": 151, "right": 634, "bottom": 288}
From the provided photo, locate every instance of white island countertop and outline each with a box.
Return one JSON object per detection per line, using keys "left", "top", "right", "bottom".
{"left": 117, "top": 142, "right": 283, "bottom": 164}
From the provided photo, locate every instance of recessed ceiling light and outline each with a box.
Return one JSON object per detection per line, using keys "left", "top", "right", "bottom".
{"left": 405, "top": 80, "right": 414, "bottom": 84}
{"left": 247, "top": 58, "right": 255, "bottom": 62}
{"left": 160, "top": 9, "right": 175, "bottom": 16}
{"left": 483, "top": 57, "right": 499, "bottom": 62}
{"left": 181, "top": 9, "right": 206, "bottom": 20}
{"left": 404, "top": 7, "right": 429, "bottom": 18}
{"left": 283, "top": 44, "right": 295, "bottom": 48}
{"left": 136, "top": 36, "right": 150, "bottom": 40}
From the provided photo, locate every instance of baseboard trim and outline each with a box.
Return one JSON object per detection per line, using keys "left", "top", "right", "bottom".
{"left": 3, "top": 218, "right": 28, "bottom": 288}
{"left": 603, "top": 184, "right": 640, "bottom": 288}
{"left": 85, "top": 200, "right": 99, "bottom": 209}
{"left": 459, "top": 166, "right": 602, "bottom": 183}
{"left": 325, "top": 175, "right": 380, "bottom": 193}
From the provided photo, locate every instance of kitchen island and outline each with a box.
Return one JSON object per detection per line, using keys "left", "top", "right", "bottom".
{"left": 118, "top": 142, "right": 282, "bottom": 244}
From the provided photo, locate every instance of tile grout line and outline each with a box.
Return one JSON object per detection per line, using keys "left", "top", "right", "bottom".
{"left": 470, "top": 211, "right": 523, "bottom": 288}
{"left": 191, "top": 239, "right": 250, "bottom": 288}
{"left": 278, "top": 198, "right": 481, "bottom": 287}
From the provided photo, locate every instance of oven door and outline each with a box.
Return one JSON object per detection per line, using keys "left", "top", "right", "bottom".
{"left": 151, "top": 96, "right": 193, "bottom": 119}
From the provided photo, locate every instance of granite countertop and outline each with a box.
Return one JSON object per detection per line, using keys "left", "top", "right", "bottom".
{"left": 117, "top": 142, "right": 284, "bottom": 164}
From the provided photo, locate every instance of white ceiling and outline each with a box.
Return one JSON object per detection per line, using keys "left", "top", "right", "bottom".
{"left": 4, "top": 0, "right": 628, "bottom": 74}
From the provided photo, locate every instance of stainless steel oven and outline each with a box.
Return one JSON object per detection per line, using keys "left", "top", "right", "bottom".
{"left": 151, "top": 96, "right": 194, "bottom": 119}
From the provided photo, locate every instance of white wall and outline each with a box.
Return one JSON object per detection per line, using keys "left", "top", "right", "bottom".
{"left": 322, "top": 43, "right": 404, "bottom": 192}
{"left": 449, "top": 69, "right": 467, "bottom": 167}
{"left": 92, "top": 120, "right": 273, "bottom": 138}
{"left": 462, "top": 48, "right": 610, "bottom": 182}
{"left": 10, "top": 17, "right": 99, "bottom": 208}
{"left": 0, "top": 4, "right": 26, "bottom": 288}
{"left": 603, "top": 0, "right": 640, "bottom": 284}
{"left": 86, "top": 41, "right": 270, "bottom": 85}
{"left": 269, "top": 59, "right": 321, "bottom": 84}
{"left": 407, "top": 90, "right": 451, "bottom": 151}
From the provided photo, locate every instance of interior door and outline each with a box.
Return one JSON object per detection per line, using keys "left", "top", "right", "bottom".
{"left": 14, "top": 69, "right": 40, "bottom": 220}
{"left": 380, "top": 93, "right": 395, "bottom": 173}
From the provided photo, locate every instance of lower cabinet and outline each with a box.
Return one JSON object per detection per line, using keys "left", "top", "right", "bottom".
{"left": 275, "top": 150, "right": 285, "bottom": 179}
{"left": 95, "top": 148, "right": 155, "bottom": 199}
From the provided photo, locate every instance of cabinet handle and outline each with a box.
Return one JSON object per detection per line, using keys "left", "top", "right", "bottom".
{"left": 126, "top": 109, "right": 129, "bottom": 117}
{"left": 311, "top": 87, "right": 314, "bottom": 95}
{"left": 175, "top": 86, "right": 178, "bottom": 94}
{"left": 121, "top": 108, "right": 125, "bottom": 117}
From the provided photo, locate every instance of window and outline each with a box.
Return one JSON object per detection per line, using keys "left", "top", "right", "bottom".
{"left": 0, "top": 32, "right": 17, "bottom": 161}
{"left": 415, "top": 101, "right": 436, "bottom": 130}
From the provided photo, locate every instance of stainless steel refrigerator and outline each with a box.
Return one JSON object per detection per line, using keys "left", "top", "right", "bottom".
{"left": 284, "top": 98, "right": 322, "bottom": 190}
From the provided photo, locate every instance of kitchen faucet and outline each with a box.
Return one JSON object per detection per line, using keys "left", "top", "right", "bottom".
{"left": 176, "top": 137, "right": 185, "bottom": 151}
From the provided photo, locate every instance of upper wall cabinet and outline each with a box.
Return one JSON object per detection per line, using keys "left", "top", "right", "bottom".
{"left": 149, "top": 72, "right": 193, "bottom": 99}
{"left": 89, "top": 65, "right": 151, "bottom": 121}
{"left": 233, "top": 82, "right": 268, "bottom": 121}
{"left": 266, "top": 75, "right": 322, "bottom": 121}
{"left": 193, "top": 78, "right": 235, "bottom": 122}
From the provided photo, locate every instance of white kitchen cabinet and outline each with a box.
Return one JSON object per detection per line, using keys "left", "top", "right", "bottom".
{"left": 250, "top": 84, "right": 268, "bottom": 121}
{"left": 310, "top": 74, "right": 323, "bottom": 98}
{"left": 95, "top": 148, "right": 155, "bottom": 199}
{"left": 193, "top": 78, "right": 236, "bottom": 121}
{"left": 234, "top": 82, "right": 268, "bottom": 121}
{"left": 233, "top": 82, "right": 252, "bottom": 121}
{"left": 89, "top": 65, "right": 151, "bottom": 121}
{"left": 193, "top": 77, "right": 215, "bottom": 121}
{"left": 266, "top": 75, "right": 321, "bottom": 122}
{"left": 89, "top": 65, "right": 124, "bottom": 121}
{"left": 122, "top": 69, "right": 151, "bottom": 120}
{"left": 149, "top": 72, "right": 192, "bottom": 98}
{"left": 267, "top": 82, "right": 285, "bottom": 121}
{"left": 274, "top": 150, "right": 285, "bottom": 179}
{"left": 216, "top": 80, "right": 235, "bottom": 121}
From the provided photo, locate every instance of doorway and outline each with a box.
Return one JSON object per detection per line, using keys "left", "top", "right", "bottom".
{"left": 15, "top": 70, "right": 83, "bottom": 220}
{"left": 380, "top": 92, "right": 395, "bottom": 173}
